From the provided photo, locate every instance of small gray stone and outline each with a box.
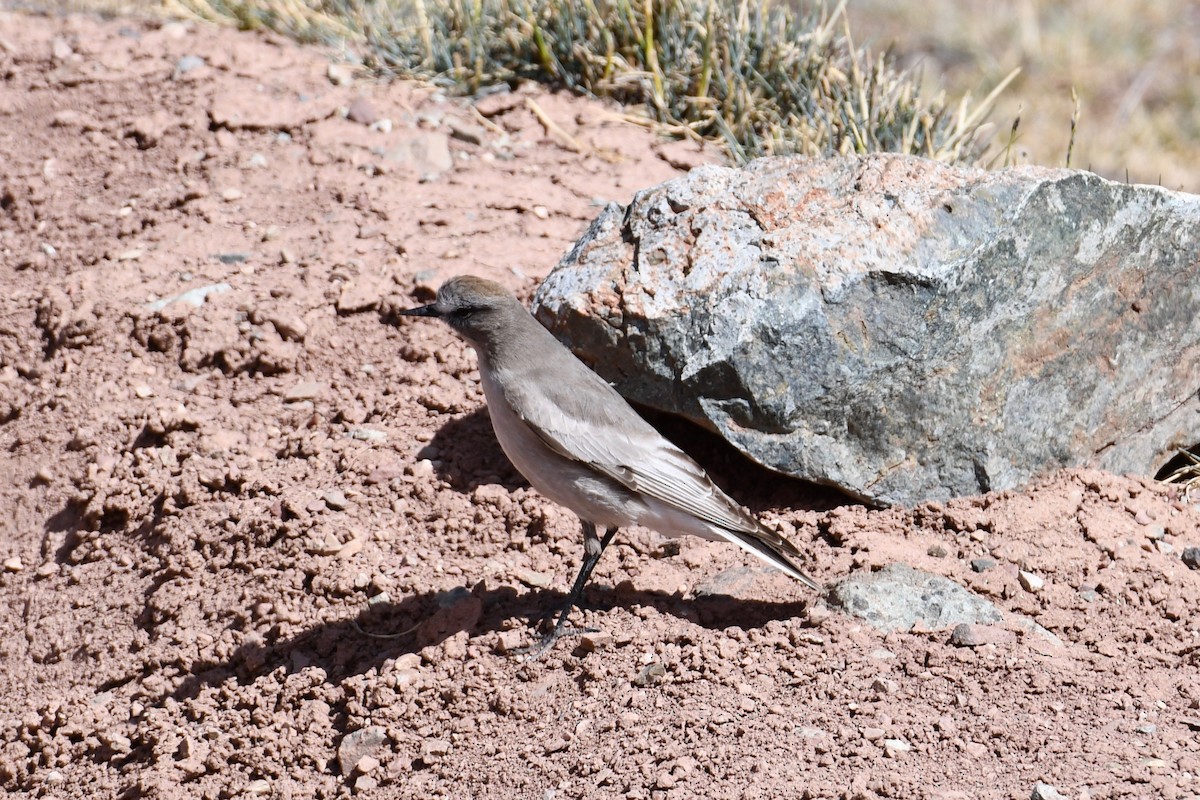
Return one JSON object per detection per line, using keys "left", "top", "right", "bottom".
{"left": 1182, "top": 547, "right": 1200, "bottom": 570}
{"left": 322, "top": 489, "right": 349, "bottom": 511}
{"left": 337, "top": 727, "right": 387, "bottom": 776}
{"left": 949, "top": 623, "right": 978, "bottom": 647}
{"left": 633, "top": 662, "right": 666, "bottom": 687}
{"left": 826, "top": 564, "right": 1002, "bottom": 633}
{"left": 1031, "top": 782, "right": 1067, "bottom": 800}
{"left": 970, "top": 558, "right": 996, "bottom": 573}
{"left": 173, "top": 54, "right": 205, "bottom": 77}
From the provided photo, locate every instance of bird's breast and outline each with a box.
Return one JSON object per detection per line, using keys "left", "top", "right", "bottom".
{"left": 478, "top": 365, "right": 639, "bottom": 528}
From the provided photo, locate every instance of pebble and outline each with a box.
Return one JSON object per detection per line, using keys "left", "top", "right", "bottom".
{"left": 970, "top": 558, "right": 996, "bottom": 573}
{"left": 353, "top": 755, "right": 379, "bottom": 775}
{"left": 284, "top": 381, "right": 325, "bottom": 402}
{"left": 870, "top": 677, "right": 898, "bottom": 695}
{"left": 514, "top": 569, "right": 552, "bottom": 589}
{"left": 447, "top": 117, "right": 486, "bottom": 145}
{"left": 173, "top": 54, "right": 205, "bottom": 77}
{"left": 1181, "top": 547, "right": 1200, "bottom": 570}
{"left": 337, "top": 726, "right": 388, "bottom": 775}
{"left": 267, "top": 312, "right": 307, "bottom": 342}
{"left": 347, "top": 96, "right": 379, "bottom": 125}
{"left": 3, "top": 556, "right": 23, "bottom": 573}
{"left": 420, "top": 738, "right": 451, "bottom": 762}
{"left": 327, "top": 63, "right": 355, "bottom": 86}
{"left": 1018, "top": 570, "right": 1045, "bottom": 593}
{"left": 322, "top": 489, "right": 349, "bottom": 511}
{"left": 579, "top": 632, "right": 613, "bottom": 652}
{"left": 926, "top": 543, "right": 948, "bottom": 558}
{"left": 1030, "top": 782, "right": 1067, "bottom": 800}
{"left": 633, "top": 662, "right": 666, "bottom": 687}
{"left": 495, "top": 630, "right": 525, "bottom": 654}
{"left": 347, "top": 428, "right": 387, "bottom": 442}
{"left": 949, "top": 623, "right": 977, "bottom": 647}
{"left": 883, "top": 738, "right": 911, "bottom": 754}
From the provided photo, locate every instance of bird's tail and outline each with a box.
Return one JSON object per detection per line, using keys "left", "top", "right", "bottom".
{"left": 720, "top": 525, "right": 822, "bottom": 591}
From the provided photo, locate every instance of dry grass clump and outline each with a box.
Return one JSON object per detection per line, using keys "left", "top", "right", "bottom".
{"left": 152, "top": 0, "right": 1012, "bottom": 164}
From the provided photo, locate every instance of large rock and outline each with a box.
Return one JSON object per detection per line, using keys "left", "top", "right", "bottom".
{"left": 533, "top": 155, "right": 1200, "bottom": 505}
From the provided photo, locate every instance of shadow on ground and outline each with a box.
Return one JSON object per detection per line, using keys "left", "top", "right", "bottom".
{"left": 167, "top": 581, "right": 810, "bottom": 702}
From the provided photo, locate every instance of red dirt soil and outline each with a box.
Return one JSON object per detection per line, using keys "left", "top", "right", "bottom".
{"left": 1, "top": 11, "right": 1198, "bottom": 800}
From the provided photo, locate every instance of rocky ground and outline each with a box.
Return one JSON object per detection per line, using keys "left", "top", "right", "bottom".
{"left": 1, "top": 11, "right": 1199, "bottom": 800}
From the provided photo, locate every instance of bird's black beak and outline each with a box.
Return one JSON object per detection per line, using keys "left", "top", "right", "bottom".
{"left": 398, "top": 303, "right": 441, "bottom": 318}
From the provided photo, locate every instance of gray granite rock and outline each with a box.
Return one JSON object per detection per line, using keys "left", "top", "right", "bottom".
{"left": 534, "top": 154, "right": 1200, "bottom": 505}
{"left": 826, "top": 563, "right": 1002, "bottom": 632}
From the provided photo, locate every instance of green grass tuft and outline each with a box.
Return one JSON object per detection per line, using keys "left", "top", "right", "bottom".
{"left": 164, "top": 0, "right": 1015, "bottom": 164}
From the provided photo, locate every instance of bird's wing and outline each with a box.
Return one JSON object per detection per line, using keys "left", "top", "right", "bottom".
{"left": 502, "top": 359, "right": 768, "bottom": 535}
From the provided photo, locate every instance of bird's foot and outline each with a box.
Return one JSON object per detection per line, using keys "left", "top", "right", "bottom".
{"left": 512, "top": 623, "right": 598, "bottom": 659}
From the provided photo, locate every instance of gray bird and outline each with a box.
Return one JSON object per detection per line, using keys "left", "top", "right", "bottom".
{"left": 400, "top": 275, "right": 819, "bottom": 655}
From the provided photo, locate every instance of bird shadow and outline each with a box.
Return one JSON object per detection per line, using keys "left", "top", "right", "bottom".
{"left": 165, "top": 580, "right": 808, "bottom": 702}
{"left": 421, "top": 406, "right": 528, "bottom": 493}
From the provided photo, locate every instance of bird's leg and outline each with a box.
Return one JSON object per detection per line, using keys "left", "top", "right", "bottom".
{"left": 523, "top": 521, "right": 618, "bottom": 658}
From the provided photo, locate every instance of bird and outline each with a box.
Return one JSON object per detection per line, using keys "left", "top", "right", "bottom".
{"left": 399, "top": 275, "right": 820, "bottom": 656}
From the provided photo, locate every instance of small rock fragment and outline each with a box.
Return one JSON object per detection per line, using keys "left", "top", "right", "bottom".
{"left": 322, "top": 489, "right": 349, "bottom": 511}
{"left": 949, "top": 623, "right": 977, "bottom": 647}
{"left": 1182, "top": 547, "right": 1200, "bottom": 570}
{"left": 446, "top": 117, "right": 486, "bottom": 145}
{"left": 1030, "top": 782, "right": 1067, "bottom": 800}
{"left": 3, "top": 556, "right": 23, "bottom": 573}
{"left": 970, "top": 558, "right": 996, "bottom": 573}
{"left": 327, "top": 63, "right": 355, "bottom": 86}
{"left": 284, "top": 381, "right": 325, "bottom": 402}
{"left": 173, "top": 54, "right": 205, "bottom": 78}
{"left": 347, "top": 96, "right": 379, "bottom": 126}
{"left": 420, "top": 738, "right": 451, "bottom": 763}
{"left": 633, "top": 662, "right": 666, "bottom": 687}
{"left": 579, "top": 632, "right": 613, "bottom": 652}
{"left": 267, "top": 312, "right": 308, "bottom": 342}
{"left": 1018, "top": 570, "right": 1045, "bottom": 593}
{"left": 514, "top": 569, "right": 552, "bottom": 589}
{"left": 495, "top": 630, "right": 525, "bottom": 654}
{"left": 337, "top": 726, "right": 388, "bottom": 776}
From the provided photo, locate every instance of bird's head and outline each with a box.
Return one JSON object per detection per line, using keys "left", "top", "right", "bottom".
{"left": 398, "top": 275, "right": 518, "bottom": 349}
